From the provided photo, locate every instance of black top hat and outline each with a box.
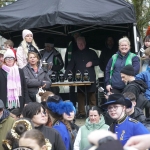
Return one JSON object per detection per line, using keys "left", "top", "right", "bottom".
{"left": 46, "top": 95, "right": 62, "bottom": 103}
{"left": 101, "top": 93, "right": 132, "bottom": 109}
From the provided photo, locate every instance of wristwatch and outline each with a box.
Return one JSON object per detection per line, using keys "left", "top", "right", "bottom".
{"left": 98, "top": 136, "right": 115, "bottom": 146}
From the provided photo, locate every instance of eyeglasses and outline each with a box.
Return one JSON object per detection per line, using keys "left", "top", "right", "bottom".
{"left": 107, "top": 105, "right": 122, "bottom": 112}
{"left": 5, "top": 57, "right": 14, "bottom": 61}
{"left": 36, "top": 111, "right": 47, "bottom": 116}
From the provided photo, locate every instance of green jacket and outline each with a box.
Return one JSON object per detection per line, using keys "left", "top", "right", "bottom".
{"left": 79, "top": 115, "right": 109, "bottom": 150}
{"left": 0, "top": 115, "right": 14, "bottom": 150}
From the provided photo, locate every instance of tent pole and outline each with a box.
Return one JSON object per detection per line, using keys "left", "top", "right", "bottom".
{"left": 133, "top": 23, "right": 138, "bottom": 54}
{"left": 68, "top": 25, "right": 97, "bottom": 34}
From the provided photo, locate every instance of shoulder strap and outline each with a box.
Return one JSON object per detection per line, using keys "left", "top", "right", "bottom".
{"left": 125, "top": 52, "right": 136, "bottom": 65}
{"left": 110, "top": 54, "right": 118, "bottom": 79}
{"left": 45, "top": 51, "right": 54, "bottom": 62}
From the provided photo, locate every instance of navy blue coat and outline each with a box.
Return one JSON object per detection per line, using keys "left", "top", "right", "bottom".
{"left": 105, "top": 51, "right": 140, "bottom": 90}
{"left": 110, "top": 116, "right": 149, "bottom": 146}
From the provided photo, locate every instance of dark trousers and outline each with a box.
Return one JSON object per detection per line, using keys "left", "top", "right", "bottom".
{"left": 50, "top": 87, "right": 60, "bottom": 95}
{"left": 29, "top": 92, "right": 36, "bottom": 102}
{"left": 69, "top": 86, "right": 77, "bottom": 108}
{"left": 77, "top": 92, "right": 96, "bottom": 115}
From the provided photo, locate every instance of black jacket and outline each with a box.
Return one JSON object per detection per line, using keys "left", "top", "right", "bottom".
{"left": 0, "top": 68, "right": 30, "bottom": 109}
{"left": 65, "top": 47, "right": 99, "bottom": 92}
{"left": 123, "top": 79, "right": 147, "bottom": 99}
{"left": 130, "top": 107, "right": 146, "bottom": 123}
{"left": 99, "top": 45, "right": 117, "bottom": 72}
{"left": 130, "top": 107, "right": 150, "bottom": 131}
{"left": 122, "top": 79, "right": 148, "bottom": 109}
{"left": 35, "top": 125, "right": 66, "bottom": 150}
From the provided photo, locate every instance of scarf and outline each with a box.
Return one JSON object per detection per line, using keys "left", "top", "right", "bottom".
{"left": 2, "top": 64, "right": 22, "bottom": 109}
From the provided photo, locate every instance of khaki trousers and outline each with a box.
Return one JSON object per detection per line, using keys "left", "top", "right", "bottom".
{"left": 77, "top": 92, "right": 96, "bottom": 115}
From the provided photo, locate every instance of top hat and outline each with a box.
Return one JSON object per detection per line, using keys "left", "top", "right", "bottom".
{"left": 101, "top": 93, "right": 132, "bottom": 109}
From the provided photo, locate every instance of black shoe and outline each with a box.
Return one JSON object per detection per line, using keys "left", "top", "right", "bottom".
{"left": 76, "top": 114, "right": 86, "bottom": 119}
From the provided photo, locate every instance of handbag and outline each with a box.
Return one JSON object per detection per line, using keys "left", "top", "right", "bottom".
{"left": 36, "top": 87, "right": 45, "bottom": 103}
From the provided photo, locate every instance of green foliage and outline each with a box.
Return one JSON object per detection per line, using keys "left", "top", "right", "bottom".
{"left": 0, "top": 0, "right": 16, "bottom": 7}
{"left": 126, "top": 0, "right": 150, "bottom": 37}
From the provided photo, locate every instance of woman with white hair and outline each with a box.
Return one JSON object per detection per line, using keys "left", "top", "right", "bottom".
{"left": 105, "top": 37, "right": 140, "bottom": 94}
{"left": 17, "top": 29, "right": 41, "bottom": 68}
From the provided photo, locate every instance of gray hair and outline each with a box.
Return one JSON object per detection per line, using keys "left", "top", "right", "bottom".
{"left": 119, "top": 37, "right": 130, "bottom": 46}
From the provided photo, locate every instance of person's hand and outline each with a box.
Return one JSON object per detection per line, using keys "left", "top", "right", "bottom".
{"left": 104, "top": 94, "right": 109, "bottom": 99}
{"left": 86, "top": 61, "right": 92, "bottom": 67}
{"left": 106, "top": 85, "right": 112, "bottom": 92}
{"left": 124, "top": 134, "right": 150, "bottom": 150}
{"left": 88, "top": 130, "right": 117, "bottom": 147}
{"left": 41, "top": 81, "right": 46, "bottom": 88}
{"left": 104, "top": 92, "right": 113, "bottom": 99}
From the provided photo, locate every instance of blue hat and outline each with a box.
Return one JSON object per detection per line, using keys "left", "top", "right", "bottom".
{"left": 46, "top": 96, "right": 74, "bottom": 115}
{"left": 100, "top": 93, "right": 132, "bottom": 109}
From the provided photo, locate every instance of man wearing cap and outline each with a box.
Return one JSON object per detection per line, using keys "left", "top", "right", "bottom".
{"left": 41, "top": 37, "right": 64, "bottom": 95}
{"left": 0, "top": 99, "right": 14, "bottom": 150}
{"left": 0, "top": 49, "right": 6, "bottom": 68}
{"left": 101, "top": 93, "right": 149, "bottom": 146}
{"left": 121, "top": 65, "right": 150, "bottom": 109}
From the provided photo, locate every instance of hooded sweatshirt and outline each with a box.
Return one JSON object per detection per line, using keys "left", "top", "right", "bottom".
{"left": 74, "top": 115, "right": 109, "bottom": 150}
{"left": 123, "top": 79, "right": 147, "bottom": 100}
{"left": 130, "top": 107, "right": 150, "bottom": 131}
{"left": 130, "top": 107, "right": 146, "bottom": 123}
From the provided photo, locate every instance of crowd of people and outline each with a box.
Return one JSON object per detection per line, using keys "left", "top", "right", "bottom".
{"left": 1, "top": 28, "right": 150, "bottom": 150}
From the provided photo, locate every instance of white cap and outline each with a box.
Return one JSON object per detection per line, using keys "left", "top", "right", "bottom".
{"left": 4, "top": 49, "right": 15, "bottom": 59}
{"left": 22, "top": 29, "right": 33, "bottom": 39}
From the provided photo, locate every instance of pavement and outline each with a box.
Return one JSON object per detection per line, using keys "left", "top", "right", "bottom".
{"left": 75, "top": 118, "right": 86, "bottom": 127}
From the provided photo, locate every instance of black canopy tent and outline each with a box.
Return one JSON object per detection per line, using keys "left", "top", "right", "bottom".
{"left": 0, "top": 0, "right": 138, "bottom": 51}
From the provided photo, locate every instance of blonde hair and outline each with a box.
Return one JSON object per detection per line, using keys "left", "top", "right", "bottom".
{"left": 144, "top": 47, "right": 150, "bottom": 57}
{"left": 21, "top": 39, "right": 39, "bottom": 58}
{"left": 27, "top": 52, "right": 39, "bottom": 60}
{"left": 4, "top": 40, "right": 14, "bottom": 48}
{"left": 119, "top": 37, "right": 130, "bottom": 46}
{"left": 39, "top": 91, "right": 54, "bottom": 101}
